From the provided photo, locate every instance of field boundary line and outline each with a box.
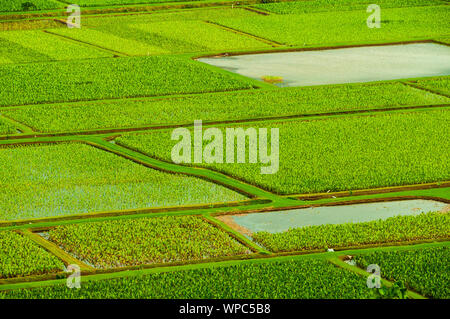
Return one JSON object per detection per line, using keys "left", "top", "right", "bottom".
{"left": 18, "top": 229, "right": 94, "bottom": 271}
{"left": 401, "top": 81, "right": 450, "bottom": 99}
{"left": 90, "top": 138, "right": 285, "bottom": 202}
{"left": 1, "top": 103, "right": 448, "bottom": 141}
{"left": 204, "top": 20, "right": 283, "bottom": 47}
{"left": 202, "top": 213, "right": 270, "bottom": 254}
{"left": 195, "top": 39, "right": 443, "bottom": 59}
{"left": 43, "top": 29, "right": 128, "bottom": 57}
{"left": 0, "top": 198, "right": 270, "bottom": 230}
{"left": 1, "top": 241, "right": 448, "bottom": 292}
{"left": 293, "top": 181, "right": 450, "bottom": 200}
{"left": 328, "top": 257, "right": 427, "bottom": 299}
{"left": 0, "top": 114, "right": 35, "bottom": 133}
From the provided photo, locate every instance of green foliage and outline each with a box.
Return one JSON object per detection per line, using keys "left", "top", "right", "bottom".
{"left": 5, "top": 82, "right": 448, "bottom": 133}
{"left": 0, "top": 30, "right": 111, "bottom": 62}
{"left": 212, "top": 6, "right": 449, "bottom": 46}
{"left": 117, "top": 109, "right": 450, "bottom": 194}
{"left": 0, "top": 231, "right": 64, "bottom": 278}
{"left": 413, "top": 77, "right": 450, "bottom": 96}
{"left": 0, "top": 118, "right": 17, "bottom": 134}
{"left": 372, "top": 281, "right": 408, "bottom": 299}
{"left": 76, "top": 0, "right": 204, "bottom": 6}
{"left": 255, "top": 0, "right": 444, "bottom": 14}
{"left": 0, "top": 259, "right": 373, "bottom": 298}
{"left": 0, "top": 0, "right": 62, "bottom": 12}
{"left": 48, "top": 216, "right": 250, "bottom": 268}
{"left": 0, "top": 143, "right": 245, "bottom": 220}
{"left": 354, "top": 246, "right": 450, "bottom": 299}
{"left": 47, "top": 28, "right": 169, "bottom": 56}
{"left": 251, "top": 212, "right": 450, "bottom": 252}
{"left": 0, "top": 56, "right": 252, "bottom": 106}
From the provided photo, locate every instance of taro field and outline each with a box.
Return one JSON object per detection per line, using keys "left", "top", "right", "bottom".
{"left": 0, "top": 0, "right": 449, "bottom": 301}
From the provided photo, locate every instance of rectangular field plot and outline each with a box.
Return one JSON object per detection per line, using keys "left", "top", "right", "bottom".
{"left": 78, "top": 11, "right": 269, "bottom": 55}
{"left": 131, "top": 20, "right": 270, "bottom": 53}
{"left": 0, "top": 259, "right": 372, "bottom": 298}
{"left": 47, "top": 28, "right": 169, "bottom": 56}
{"left": 199, "top": 43, "right": 450, "bottom": 87}
{"left": 354, "top": 246, "right": 450, "bottom": 299}
{"left": 116, "top": 108, "right": 450, "bottom": 195}
{"left": 211, "top": 6, "right": 449, "bottom": 47}
{"left": 0, "top": 56, "right": 252, "bottom": 106}
{"left": 0, "top": 231, "right": 64, "bottom": 279}
{"left": 0, "top": 30, "right": 111, "bottom": 64}
{"left": 0, "top": 143, "right": 246, "bottom": 220}
{"left": 45, "top": 216, "right": 250, "bottom": 268}
{"left": 254, "top": 0, "right": 444, "bottom": 14}
{"left": 5, "top": 82, "right": 448, "bottom": 133}
{"left": 248, "top": 212, "right": 450, "bottom": 252}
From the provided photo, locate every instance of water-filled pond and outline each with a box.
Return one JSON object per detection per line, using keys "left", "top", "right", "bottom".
{"left": 198, "top": 43, "right": 450, "bottom": 87}
{"left": 225, "top": 199, "right": 448, "bottom": 234}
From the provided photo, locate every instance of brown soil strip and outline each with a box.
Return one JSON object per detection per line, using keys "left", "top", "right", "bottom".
{"left": 216, "top": 215, "right": 253, "bottom": 237}
{"left": 242, "top": 7, "right": 270, "bottom": 16}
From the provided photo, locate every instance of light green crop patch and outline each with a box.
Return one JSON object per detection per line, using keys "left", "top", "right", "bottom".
{"left": 4, "top": 82, "right": 449, "bottom": 133}
{"left": 413, "top": 77, "right": 450, "bottom": 96}
{"left": 47, "top": 27, "right": 169, "bottom": 56}
{"left": 0, "top": 117, "right": 17, "bottom": 134}
{"left": 0, "top": 143, "right": 246, "bottom": 220}
{"left": 117, "top": 109, "right": 450, "bottom": 194}
{"left": 212, "top": 6, "right": 450, "bottom": 46}
{"left": 0, "top": 231, "right": 64, "bottom": 278}
{"left": 132, "top": 20, "right": 270, "bottom": 53}
{"left": 0, "top": 55, "right": 253, "bottom": 106}
{"left": 0, "top": 30, "right": 111, "bottom": 61}
{"left": 255, "top": 0, "right": 445, "bottom": 14}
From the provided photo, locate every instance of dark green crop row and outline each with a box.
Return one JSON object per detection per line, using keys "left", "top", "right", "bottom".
{"left": 354, "top": 246, "right": 449, "bottom": 299}
{"left": 0, "top": 259, "right": 373, "bottom": 299}
{"left": 252, "top": 212, "right": 450, "bottom": 252}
